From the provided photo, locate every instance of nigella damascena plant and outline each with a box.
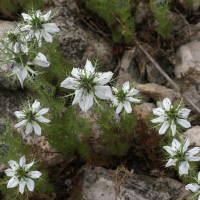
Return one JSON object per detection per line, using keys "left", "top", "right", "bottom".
{"left": 111, "top": 81, "right": 141, "bottom": 114}
{"left": 20, "top": 10, "right": 60, "bottom": 47}
{"left": 185, "top": 172, "right": 200, "bottom": 200}
{"left": 61, "top": 59, "right": 113, "bottom": 112}
{"left": 6, "top": 42, "right": 50, "bottom": 88}
{"left": 163, "top": 138, "right": 200, "bottom": 176}
{"left": 14, "top": 100, "right": 51, "bottom": 136}
{"left": 5, "top": 156, "right": 42, "bottom": 194}
{"left": 151, "top": 98, "right": 191, "bottom": 136}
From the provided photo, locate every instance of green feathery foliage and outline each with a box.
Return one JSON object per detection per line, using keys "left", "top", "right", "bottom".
{"left": 87, "top": 0, "right": 135, "bottom": 43}
{"left": 0, "top": 0, "right": 43, "bottom": 14}
{"left": 150, "top": 0, "right": 172, "bottom": 39}
{"left": 93, "top": 102, "right": 137, "bottom": 156}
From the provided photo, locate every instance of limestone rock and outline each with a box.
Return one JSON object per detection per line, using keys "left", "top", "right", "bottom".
{"left": 135, "top": 2, "right": 151, "bottom": 24}
{"left": 55, "top": 0, "right": 113, "bottom": 67}
{"left": 136, "top": 83, "right": 181, "bottom": 102}
{"left": 116, "top": 50, "right": 140, "bottom": 87}
{"left": 184, "top": 126, "right": 200, "bottom": 146}
{"left": 175, "top": 40, "right": 200, "bottom": 80}
{"left": 79, "top": 166, "right": 190, "bottom": 200}
{"left": 134, "top": 103, "right": 155, "bottom": 120}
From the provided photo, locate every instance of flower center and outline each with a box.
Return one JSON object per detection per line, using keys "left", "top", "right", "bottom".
{"left": 26, "top": 111, "right": 36, "bottom": 122}
{"left": 166, "top": 108, "right": 178, "bottom": 119}
{"left": 31, "top": 17, "right": 43, "bottom": 29}
{"left": 116, "top": 89, "right": 127, "bottom": 102}
{"left": 78, "top": 74, "right": 96, "bottom": 94}
{"left": 16, "top": 166, "right": 28, "bottom": 180}
{"left": 7, "top": 33, "right": 18, "bottom": 42}
{"left": 174, "top": 151, "right": 186, "bottom": 161}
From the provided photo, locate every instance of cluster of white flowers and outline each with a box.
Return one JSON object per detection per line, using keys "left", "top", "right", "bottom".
{"left": 1, "top": 9, "right": 60, "bottom": 88}
{"left": 61, "top": 59, "right": 141, "bottom": 113}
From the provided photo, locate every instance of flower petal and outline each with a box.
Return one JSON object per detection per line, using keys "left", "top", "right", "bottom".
{"left": 182, "top": 138, "right": 190, "bottom": 153}
{"left": 122, "top": 81, "right": 130, "bottom": 93}
{"left": 93, "top": 72, "right": 113, "bottom": 85}
{"left": 19, "top": 180, "right": 26, "bottom": 194}
{"left": 94, "top": 86, "right": 113, "bottom": 100}
{"left": 187, "top": 147, "right": 200, "bottom": 157}
{"left": 163, "top": 98, "right": 172, "bottom": 111}
{"left": 14, "top": 119, "right": 28, "bottom": 128}
{"left": 171, "top": 120, "right": 176, "bottom": 136}
{"left": 116, "top": 102, "right": 123, "bottom": 114}
{"left": 172, "top": 138, "right": 181, "bottom": 150}
{"left": 14, "top": 111, "right": 26, "bottom": 119}
{"left": 85, "top": 59, "right": 94, "bottom": 78}
{"left": 186, "top": 156, "right": 200, "bottom": 161}
{"left": 198, "top": 171, "right": 200, "bottom": 181}
{"left": 42, "top": 30, "right": 53, "bottom": 42}
{"left": 26, "top": 178, "right": 34, "bottom": 192}
{"left": 19, "top": 156, "right": 26, "bottom": 167}
{"left": 165, "top": 158, "right": 177, "bottom": 167}
{"left": 163, "top": 146, "right": 176, "bottom": 157}
{"left": 28, "top": 171, "right": 42, "bottom": 179}
{"left": 42, "top": 10, "right": 51, "bottom": 21}
{"left": 32, "top": 52, "right": 50, "bottom": 67}
{"left": 179, "top": 161, "right": 189, "bottom": 176}
{"left": 177, "top": 108, "right": 191, "bottom": 119}
{"left": 32, "top": 100, "right": 40, "bottom": 111}
{"left": 5, "top": 169, "right": 15, "bottom": 177}
{"left": 176, "top": 118, "right": 191, "bottom": 129}
{"left": 21, "top": 13, "right": 32, "bottom": 21}
{"left": 35, "top": 30, "right": 42, "bottom": 42}
{"left": 151, "top": 116, "right": 166, "bottom": 123}
{"left": 21, "top": 25, "right": 32, "bottom": 31}
{"left": 43, "top": 23, "right": 60, "bottom": 33}
{"left": 60, "top": 77, "right": 79, "bottom": 90}
{"left": 35, "top": 116, "right": 51, "bottom": 123}
{"left": 71, "top": 68, "right": 80, "bottom": 79}
{"left": 72, "top": 89, "right": 83, "bottom": 105}
{"left": 126, "top": 96, "right": 140, "bottom": 103}
{"left": 25, "top": 123, "right": 33, "bottom": 135}
{"left": 8, "top": 161, "right": 19, "bottom": 171}
{"left": 79, "top": 93, "right": 93, "bottom": 112}
{"left": 112, "top": 87, "right": 118, "bottom": 94}
{"left": 152, "top": 107, "right": 165, "bottom": 116}
{"left": 35, "top": 108, "right": 49, "bottom": 116}
{"left": 13, "top": 66, "right": 28, "bottom": 88}
{"left": 126, "top": 88, "right": 140, "bottom": 96}
{"left": 159, "top": 121, "right": 170, "bottom": 135}
{"left": 32, "top": 122, "right": 42, "bottom": 136}
{"left": 185, "top": 183, "right": 200, "bottom": 192}
{"left": 123, "top": 101, "right": 132, "bottom": 113}
{"left": 25, "top": 161, "right": 34, "bottom": 171}
{"left": 7, "top": 176, "right": 19, "bottom": 188}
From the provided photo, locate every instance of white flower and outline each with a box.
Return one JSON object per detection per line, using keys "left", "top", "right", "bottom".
{"left": 151, "top": 98, "right": 191, "bottom": 136}
{"left": 163, "top": 138, "right": 200, "bottom": 176}
{"left": 14, "top": 100, "right": 51, "bottom": 136}
{"left": 185, "top": 172, "right": 200, "bottom": 199}
{"left": 11, "top": 44, "right": 50, "bottom": 88}
{"left": 61, "top": 59, "right": 113, "bottom": 112}
{"left": 5, "top": 155, "right": 42, "bottom": 194}
{"left": 111, "top": 81, "right": 141, "bottom": 114}
{"left": 20, "top": 10, "right": 60, "bottom": 47}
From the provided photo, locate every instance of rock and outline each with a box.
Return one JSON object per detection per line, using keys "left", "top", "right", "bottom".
{"left": 21, "top": 133, "right": 66, "bottom": 166}
{"left": 79, "top": 166, "right": 190, "bottom": 200}
{"left": 55, "top": 0, "right": 113, "bottom": 67}
{"left": 184, "top": 126, "right": 200, "bottom": 146}
{"left": 116, "top": 50, "right": 140, "bottom": 87}
{"left": 134, "top": 103, "right": 155, "bottom": 120}
{"left": 180, "top": 0, "right": 200, "bottom": 12}
{"left": 135, "top": 43, "right": 174, "bottom": 85}
{"left": 135, "top": 2, "right": 151, "bottom": 24}
{"left": 136, "top": 83, "right": 181, "bottom": 102}
{"left": 175, "top": 40, "right": 200, "bottom": 80}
